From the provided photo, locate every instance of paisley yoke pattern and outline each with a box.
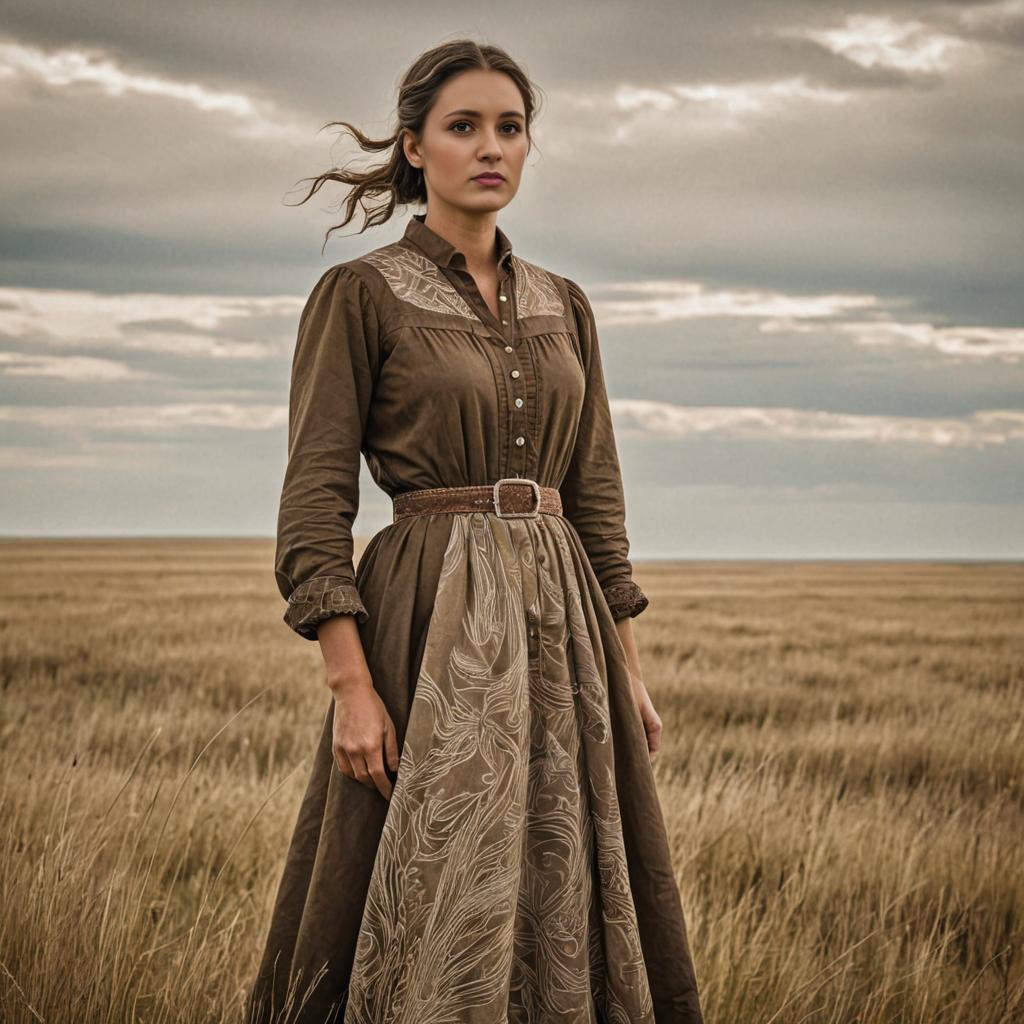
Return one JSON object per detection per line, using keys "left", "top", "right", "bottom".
{"left": 360, "top": 244, "right": 479, "bottom": 319}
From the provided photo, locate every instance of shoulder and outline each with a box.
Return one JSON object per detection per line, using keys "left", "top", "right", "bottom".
{"left": 556, "top": 273, "right": 592, "bottom": 317}
{"left": 349, "top": 238, "right": 462, "bottom": 315}
{"left": 507, "top": 254, "right": 592, "bottom": 322}
{"left": 294, "top": 261, "right": 385, "bottom": 352}
{"left": 535, "top": 267, "right": 596, "bottom": 340}
{"left": 307, "top": 254, "right": 380, "bottom": 296}
{"left": 345, "top": 237, "right": 423, "bottom": 283}
{"left": 304, "top": 232, "right": 416, "bottom": 302}
{"left": 337, "top": 238, "right": 475, "bottom": 321}
{"left": 300, "top": 250, "right": 391, "bottom": 326}
{"left": 303, "top": 260, "right": 368, "bottom": 301}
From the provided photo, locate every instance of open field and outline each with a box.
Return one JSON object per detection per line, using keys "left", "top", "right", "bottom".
{"left": 1, "top": 538, "right": 1022, "bottom": 1023}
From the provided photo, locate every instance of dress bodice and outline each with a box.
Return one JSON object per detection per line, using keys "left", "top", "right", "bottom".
{"left": 275, "top": 212, "right": 649, "bottom": 638}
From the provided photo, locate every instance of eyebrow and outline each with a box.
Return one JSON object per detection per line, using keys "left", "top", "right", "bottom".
{"left": 442, "top": 109, "right": 525, "bottom": 119}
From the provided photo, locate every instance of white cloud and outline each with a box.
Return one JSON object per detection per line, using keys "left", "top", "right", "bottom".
{"left": 592, "top": 76, "right": 854, "bottom": 140}
{"left": 0, "top": 352, "right": 144, "bottom": 381}
{"left": 4, "top": 279, "right": 1020, "bottom": 376}
{"left": 591, "top": 280, "right": 881, "bottom": 325}
{"left": 588, "top": 279, "right": 1024, "bottom": 363}
{"left": 761, "top": 317, "right": 1024, "bottom": 362}
{"left": 0, "top": 403, "right": 287, "bottom": 432}
{"left": 783, "top": 14, "right": 972, "bottom": 74}
{"left": 0, "top": 38, "right": 307, "bottom": 141}
{"left": 612, "top": 401, "right": 1024, "bottom": 449}
{"left": 541, "top": 74, "right": 854, "bottom": 149}
{"left": 615, "top": 77, "right": 852, "bottom": 117}
{"left": 0, "top": 285, "right": 303, "bottom": 360}
{"left": 3, "top": 400, "right": 1021, "bottom": 453}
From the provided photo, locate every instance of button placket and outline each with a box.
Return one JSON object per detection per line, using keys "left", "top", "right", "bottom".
{"left": 448, "top": 255, "right": 530, "bottom": 478}
{"left": 498, "top": 265, "right": 529, "bottom": 474}
{"left": 498, "top": 259, "right": 517, "bottom": 348}
{"left": 510, "top": 364, "right": 526, "bottom": 457}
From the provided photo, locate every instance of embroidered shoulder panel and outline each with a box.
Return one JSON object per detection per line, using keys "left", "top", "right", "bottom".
{"left": 359, "top": 243, "right": 477, "bottom": 318}
{"left": 511, "top": 255, "right": 565, "bottom": 318}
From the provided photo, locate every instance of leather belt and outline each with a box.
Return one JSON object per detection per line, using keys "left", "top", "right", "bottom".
{"left": 392, "top": 477, "right": 561, "bottom": 522}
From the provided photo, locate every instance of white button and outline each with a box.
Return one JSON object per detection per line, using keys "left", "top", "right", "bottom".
{"left": 504, "top": 345, "right": 513, "bottom": 352}
{"left": 511, "top": 369, "right": 520, "bottom": 379}
{"left": 501, "top": 319, "right": 508, "bottom": 325}
{"left": 499, "top": 294, "right": 507, "bottom": 302}
{"left": 515, "top": 435, "right": 525, "bottom": 446}
{"left": 515, "top": 397, "right": 524, "bottom": 408}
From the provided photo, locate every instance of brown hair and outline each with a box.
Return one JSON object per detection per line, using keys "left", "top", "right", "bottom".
{"left": 288, "top": 38, "right": 543, "bottom": 253}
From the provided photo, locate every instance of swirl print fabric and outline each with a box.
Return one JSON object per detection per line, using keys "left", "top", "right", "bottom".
{"left": 342, "top": 510, "right": 654, "bottom": 1023}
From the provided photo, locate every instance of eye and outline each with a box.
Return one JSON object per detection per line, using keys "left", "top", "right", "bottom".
{"left": 448, "top": 120, "right": 523, "bottom": 135}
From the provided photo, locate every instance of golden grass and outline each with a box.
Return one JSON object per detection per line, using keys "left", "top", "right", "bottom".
{"left": 1, "top": 539, "right": 1021, "bottom": 1022}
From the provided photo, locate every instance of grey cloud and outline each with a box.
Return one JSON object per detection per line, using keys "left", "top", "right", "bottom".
{"left": 0, "top": 0, "right": 1020, "bottom": 553}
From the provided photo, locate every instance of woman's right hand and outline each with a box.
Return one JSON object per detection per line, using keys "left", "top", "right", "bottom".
{"left": 318, "top": 614, "right": 399, "bottom": 800}
{"left": 330, "top": 676, "right": 400, "bottom": 799}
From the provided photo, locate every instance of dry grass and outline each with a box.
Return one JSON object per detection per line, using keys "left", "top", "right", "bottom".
{"left": 1, "top": 538, "right": 1022, "bottom": 1023}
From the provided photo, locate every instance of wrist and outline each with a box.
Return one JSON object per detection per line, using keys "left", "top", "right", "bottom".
{"left": 325, "top": 666, "right": 373, "bottom": 698}
{"left": 627, "top": 668, "right": 648, "bottom": 698}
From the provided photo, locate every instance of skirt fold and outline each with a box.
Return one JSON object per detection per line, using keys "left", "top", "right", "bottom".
{"left": 248, "top": 510, "right": 703, "bottom": 1024}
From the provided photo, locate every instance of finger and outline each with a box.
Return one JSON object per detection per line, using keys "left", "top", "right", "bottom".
{"left": 349, "top": 752, "right": 373, "bottom": 788}
{"left": 383, "top": 718, "right": 400, "bottom": 775}
{"left": 365, "top": 748, "right": 392, "bottom": 801}
{"left": 335, "top": 746, "right": 355, "bottom": 779}
{"left": 647, "top": 725, "right": 662, "bottom": 756}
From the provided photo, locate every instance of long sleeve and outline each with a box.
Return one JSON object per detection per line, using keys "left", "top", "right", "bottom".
{"left": 560, "top": 277, "right": 650, "bottom": 621}
{"left": 275, "top": 264, "right": 381, "bottom": 640}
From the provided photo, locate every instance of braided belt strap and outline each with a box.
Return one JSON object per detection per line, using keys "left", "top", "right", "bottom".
{"left": 392, "top": 477, "right": 562, "bottom": 522}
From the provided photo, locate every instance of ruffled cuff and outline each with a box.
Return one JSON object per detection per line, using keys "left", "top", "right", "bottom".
{"left": 283, "top": 575, "right": 368, "bottom": 640}
{"left": 603, "top": 580, "right": 650, "bottom": 621}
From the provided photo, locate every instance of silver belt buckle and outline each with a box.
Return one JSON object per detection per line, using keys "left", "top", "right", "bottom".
{"left": 492, "top": 477, "right": 541, "bottom": 518}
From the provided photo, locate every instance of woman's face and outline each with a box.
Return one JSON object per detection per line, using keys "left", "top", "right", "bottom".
{"left": 404, "top": 68, "right": 529, "bottom": 216}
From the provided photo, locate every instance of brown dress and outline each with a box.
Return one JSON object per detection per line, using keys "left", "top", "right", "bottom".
{"left": 247, "top": 213, "right": 704, "bottom": 1024}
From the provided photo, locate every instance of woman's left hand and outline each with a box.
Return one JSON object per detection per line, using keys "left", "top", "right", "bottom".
{"left": 631, "top": 674, "right": 663, "bottom": 762}
{"left": 613, "top": 616, "right": 663, "bottom": 762}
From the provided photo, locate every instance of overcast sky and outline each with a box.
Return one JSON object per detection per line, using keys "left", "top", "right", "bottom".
{"left": 2, "top": 1, "right": 1023, "bottom": 559}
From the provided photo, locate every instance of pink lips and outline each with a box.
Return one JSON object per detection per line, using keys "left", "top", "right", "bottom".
{"left": 473, "top": 174, "right": 505, "bottom": 186}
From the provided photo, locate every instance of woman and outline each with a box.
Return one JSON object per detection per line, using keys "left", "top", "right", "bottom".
{"left": 247, "top": 38, "right": 705, "bottom": 1024}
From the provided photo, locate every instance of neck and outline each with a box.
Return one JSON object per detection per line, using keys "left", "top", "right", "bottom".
{"left": 422, "top": 202, "right": 499, "bottom": 270}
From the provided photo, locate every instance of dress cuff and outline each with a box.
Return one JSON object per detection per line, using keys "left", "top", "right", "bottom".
{"left": 283, "top": 575, "right": 369, "bottom": 640}
{"left": 602, "top": 580, "right": 650, "bottom": 620}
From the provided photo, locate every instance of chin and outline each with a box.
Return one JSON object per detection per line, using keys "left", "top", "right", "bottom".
{"left": 464, "top": 191, "right": 514, "bottom": 212}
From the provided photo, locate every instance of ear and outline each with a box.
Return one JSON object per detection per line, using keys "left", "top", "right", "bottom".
{"left": 401, "top": 128, "right": 422, "bottom": 170}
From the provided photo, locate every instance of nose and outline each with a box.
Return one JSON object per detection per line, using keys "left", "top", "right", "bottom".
{"left": 477, "top": 128, "right": 504, "bottom": 159}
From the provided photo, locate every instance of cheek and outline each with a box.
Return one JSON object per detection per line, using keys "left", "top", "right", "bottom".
{"left": 504, "top": 137, "right": 530, "bottom": 176}
{"left": 429, "top": 137, "right": 472, "bottom": 177}
{"left": 502, "top": 147, "right": 522, "bottom": 167}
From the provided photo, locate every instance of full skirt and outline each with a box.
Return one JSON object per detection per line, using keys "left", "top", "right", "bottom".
{"left": 247, "top": 511, "right": 703, "bottom": 1024}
